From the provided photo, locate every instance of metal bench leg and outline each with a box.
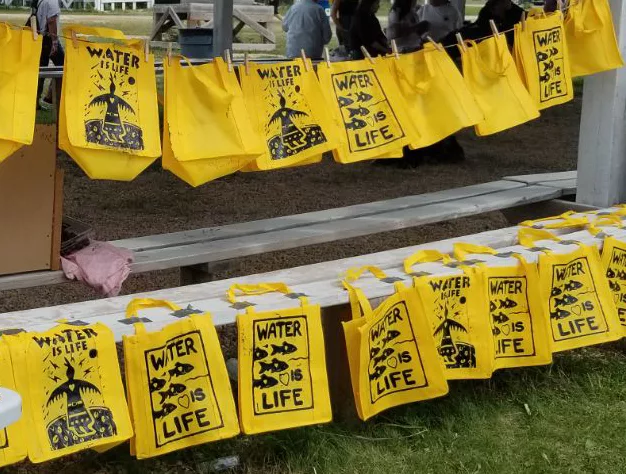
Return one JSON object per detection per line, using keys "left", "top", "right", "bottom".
{"left": 180, "top": 261, "right": 232, "bottom": 285}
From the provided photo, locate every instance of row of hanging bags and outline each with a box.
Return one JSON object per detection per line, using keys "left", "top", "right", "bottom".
{"left": 122, "top": 298, "right": 239, "bottom": 459}
{"left": 459, "top": 34, "right": 540, "bottom": 136}
{"left": 162, "top": 56, "right": 264, "bottom": 186}
{"left": 231, "top": 283, "right": 332, "bottom": 434}
{"left": 564, "top": 0, "right": 624, "bottom": 77}
{"left": 387, "top": 43, "right": 483, "bottom": 150}
{"left": 0, "top": 23, "right": 42, "bottom": 165}
{"left": 0, "top": 337, "right": 26, "bottom": 467}
{"left": 452, "top": 243, "right": 553, "bottom": 370}
{"left": 317, "top": 57, "right": 411, "bottom": 163}
{"left": 514, "top": 10, "right": 574, "bottom": 110}
{"left": 59, "top": 25, "right": 161, "bottom": 180}
{"left": 342, "top": 267, "right": 448, "bottom": 421}
{"left": 4, "top": 321, "right": 133, "bottom": 463}
{"left": 239, "top": 59, "right": 337, "bottom": 170}
{"left": 403, "top": 250, "right": 494, "bottom": 379}
{"left": 517, "top": 227, "right": 623, "bottom": 351}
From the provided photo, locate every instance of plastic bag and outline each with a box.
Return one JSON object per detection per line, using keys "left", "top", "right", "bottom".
{"left": 0, "top": 24, "right": 42, "bottom": 164}
{"left": 0, "top": 337, "right": 26, "bottom": 467}
{"left": 59, "top": 25, "right": 161, "bottom": 180}
{"left": 460, "top": 35, "right": 540, "bottom": 136}
{"left": 6, "top": 322, "right": 133, "bottom": 463}
{"left": 232, "top": 283, "right": 332, "bottom": 434}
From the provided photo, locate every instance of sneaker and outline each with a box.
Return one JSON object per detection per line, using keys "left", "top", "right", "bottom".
{"left": 39, "top": 98, "right": 54, "bottom": 111}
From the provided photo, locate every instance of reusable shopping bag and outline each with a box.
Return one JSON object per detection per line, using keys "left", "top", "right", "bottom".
{"left": 518, "top": 228, "right": 623, "bottom": 352}
{"left": 0, "top": 337, "right": 26, "bottom": 467}
{"left": 6, "top": 322, "right": 132, "bottom": 463}
{"left": 122, "top": 299, "right": 239, "bottom": 459}
{"left": 460, "top": 35, "right": 540, "bottom": 136}
{"left": 238, "top": 59, "right": 337, "bottom": 170}
{"left": 316, "top": 57, "right": 414, "bottom": 163}
{"left": 404, "top": 250, "right": 494, "bottom": 380}
{"left": 514, "top": 11, "right": 574, "bottom": 110}
{"left": 565, "top": 0, "right": 624, "bottom": 77}
{"left": 232, "top": 283, "right": 332, "bottom": 434}
{"left": 453, "top": 243, "right": 552, "bottom": 370}
{"left": 162, "top": 57, "right": 262, "bottom": 186}
{"left": 386, "top": 44, "right": 483, "bottom": 149}
{"left": 0, "top": 23, "right": 42, "bottom": 164}
{"left": 342, "top": 267, "right": 448, "bottom": 421}
{"left": 59, "top": 25, "right": 161, "bottom": 181}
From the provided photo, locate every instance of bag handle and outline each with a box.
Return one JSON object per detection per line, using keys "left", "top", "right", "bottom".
{"left": 466, "top": 36, "right": 512, "bottom": 77}
{"left": 175, "top": 56, "right": 234, "bottom": 108}
{"left": 520, "top": 211, "right": 589, "bottom": 229}
{"left": 587, "top": 215, "right": 623, "bottom": 236}
{"left": 227, "top": 282, "right": 292, "bottom": 303}
{"left": 63, "top": 24, "right": 127, "bottom": 40}
{"left": 394, "top": 47, "right": 436, "bottom": 95}
{"left": 453, "top": 243, "right": 497, "bottom": 260}
{"left": 126, "top": 298, "right": 182, "bottom": 318}
{"left": 343, "top": 265, "right": 389, "bottom": 282}
{"left": 403, "top": 249, "right": 452, "bottom": 274}
{"left": 342, "top": 280, "right": 373, "bottom": 318}
{"left": 0, "top": 23, "right": 13, "bottom": 47}
{"left": 518, "top": 228, "right": 561, "bottom": 247}
{"left": 571, "top": 0, "right": 605, "bottom": 35}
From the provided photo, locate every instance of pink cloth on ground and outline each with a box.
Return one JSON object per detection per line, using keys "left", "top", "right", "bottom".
{"left": 61, "top": 241, "right": 134, "bottom": 297}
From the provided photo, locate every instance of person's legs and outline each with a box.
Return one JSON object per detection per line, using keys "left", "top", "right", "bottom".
{"left": 43, "top": 43, "right": 65, "bottom": 104}
{"left": 36, "top": 35, "right": 52, "bottom": 108}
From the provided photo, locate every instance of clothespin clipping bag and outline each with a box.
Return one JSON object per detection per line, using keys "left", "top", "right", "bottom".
{"left": 0, "top": 337, "right": 27, "bottom": 467}
{"left": 0, "top": 23, "right": 42, "bottom": 164}
{"left": 59, "top": 25, "right": 161, "bottom": 181}
{"left": 342, "top": 266, "right": 448, "bottom": 421}
{"left": 122, "top": 298, "right": 239, "bottom": 459}
{"left": 5, "top": 322, "right": 132, "bottom": 463}
{"left": 231, "top": 283, "right": 331, "bottom": 434}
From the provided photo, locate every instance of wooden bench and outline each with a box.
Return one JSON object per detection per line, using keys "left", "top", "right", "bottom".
{"left": 0, "top": 388, "right": 21, "bottom": 431}
{"left": 0, "top": 174, "right": 577, "bottom": 293}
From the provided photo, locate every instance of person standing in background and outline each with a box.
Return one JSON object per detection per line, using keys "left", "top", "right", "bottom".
{"left": 349, "top": 0, "right": 390, "bottom": 59}
{"left": 331, "top": 0, "right": 359, "bottom": 49}
{"left": 387, "top": 0, "right": 430, "bottom": 53}
{"left": 282, "top": 0, "right": 332, "bottom": 59}
{"left": 417, "top": 0, "right": 462, "bottom": 42}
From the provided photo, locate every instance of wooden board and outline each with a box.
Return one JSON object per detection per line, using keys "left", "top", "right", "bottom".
{"left": 0, "top": 126, "right": 58, "bottom": 276}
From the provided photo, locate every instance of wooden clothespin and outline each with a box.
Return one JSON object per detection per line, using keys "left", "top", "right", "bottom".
{"left": 224, "top": 48, "right": 233, "bottom": 73}
{"left": 244, "top": 52, "right": 250, "bottom": 75}
{"left": 456, "top": 33, "right": 467, "bottom": 52}
{"left": 323, "top": 47, "right": 331, "bottom": 68}
{"left": 360, "top": 45, "right": 374, "bottom": 63}
{"left": 391, "top": 40, "right": 399, "bottom": 59}
{"left": 426, "top": 35, "right": 444, "bottom": 52}
{"left": 300, "top": 49, "right": 310, "bottom": 71}
{"left": 557, "top": 0, "right": 563, "bottom": 10}
{"left": 167, "top": 42, "right": 172, "bottom": 66}
{"left": 489, "top": 19, "right": 500, "bottom": 38}
{"left": 144, "top": 38, "right": 150, "bottom": 63}
{"left": 521, "top": 11, "right": 527, "bottom": 31}
{"left": 71, "top": 30, "right": 78, "bottom": 49}
{"left": 30, "top": 15, "right": 37, "bottom": 40}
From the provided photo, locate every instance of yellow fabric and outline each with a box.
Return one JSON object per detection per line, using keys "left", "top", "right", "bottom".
{"left": 460, "top": 35, "right": 540, "bottom": 136}
{"left": 59, "top": 26, "right": 161, "bottom": 181}
{"left": 403, "top": 249, "right": 452, "bottom": 273}
{"left": 0, "top": 24, "right": 42, "bottom": 164}
{"left": 520, "top": 211, "right": 590, "bottom": 229}
{"left": 122, "top": 299, "right": 239, "bottom": 459}
{"left": 386, "top": 45, "right": 483, "bottom": 149}
{"left": 235, "top": 288, "right": 331, "bottom": 434}
{"left": 162, "top": 57, "right": 262, "bottom": 186}
{"left": 565, "top": 0, "right": 624, "bottom": 77}
{"left": 0, "top": 338, "right": 26, "bottom": 467}
{"left": 514, "top": 11, "right": 574, "bottom": 110}
{"left": 343, "top": 282, "right": 448, "bottom": 421}
{"left": 238, "top": 59, "right": 337, "bottom": 171}
{"left": 6, "top": 323, "right": 132, "bottom": 463}
{"left": 536, "top": 244, "right": 622, "bottom": 352}
{"left": 518, "top": 227, "right": 561, "bottom": 247}
{"left": 600, "top": 236, "right": 626, "bottom": 334}
{"left": 316, "top": 58, "right": 415, "bottom": 163}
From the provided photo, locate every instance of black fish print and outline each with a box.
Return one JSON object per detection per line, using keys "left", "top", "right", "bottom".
{"left": 492, "top": 312, "right": 509, "bottom": 324}
{"left": 370, "top": 347, "right": 381, "bottom": 359}
{"left": 253, "top": 374, "right": 279, "bottom": 389}
{"left": 607, "top": 268, "right": 616, "bottom": 279}
{"left": 159, "top": 383, "right": 186, "bottom": 404}
{"left": 271, "top": 341, "right": 297, "bottom": 356}
{"left": 347, "top": 106, "right": 369, "bottom": 117}
{"left": 355, "top": 92, "right": 373, "bottom": 102}
{"left": 382, "top": 329, "right": 401, "bottom": 346}
{"left": 259, "top": 358, "right": 289, "bottom": 374}
{"left": 253, "top": 346, "right": 269, "bottom": 361}
{"left": 551, "top": 309, "right": 571, "bottom": 320}
{"left": 489, "top": 301, "right": 497, "bottom": 312}
{"left": 609, "top": 280, "right": 621, "bottom": 292}
{"left": 345, "top": 117, "right": 367, "bottom": 130}
{"left": 536, "top": 51, "right": 549, "bottom": 61}
{"left": 149, "top": 377, "right": 167, "bottom": 393}
{"left": 555, "top": 294, "right": 578, "bottom": 307}
{"left": 551, "top": 287, "right": 563, "bottom": 297}
{"left": 372, "top": 348, "right": 394, "bottom": 366}
{"left": 338, "top": 96, "right": 354, "bottom": 107}
{"left": 563, "top": 280, "right": 583, "bottom": 292}
{"left": 499, "top": 298, "right": 518, "bottom": 309}
{"left": 168, "top": 362, "right": 194, "bottom": 378}
{"left": 153, "top": 403, "right": 177, "bottom": 419}
{"left": 369, "top": 365, "right": 387, "bottom": 381}
{"left": 492, "top": 327, "right": 501, "bottom": 336}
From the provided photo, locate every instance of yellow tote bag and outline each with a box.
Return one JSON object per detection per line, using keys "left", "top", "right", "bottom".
{"left": 453, "top": 243, "right": 552, "bottom": 370}
{"left": 565, "top": 0, "right": 624, "bottom": 77}
{"left": 6, "top": 322, "right": 132, "bottom": 463}
{"left": 599, "top": 234, "right": 626, "bottom": 333}
{"left": 0, "top": 337, "right": 26, "bottom": 467}
{"left": 460, "top": 35, "right": 540, "bottom": 136}
{"left": 162, "top": 57, "right": 262, "bottom": 186}
{"left": 514, "top": 11, "right": 574, "bottom": 110}
{"left": 122, "top": 299, "right": 239, "bottom": 459}
{"left": 387, "top": 45, "right": 483, "bottom": 150}
{"left": 316, "top": 57, "right": 414, "bottom": 163}
{"left": 342, "top": 267, "right": 448, "bottom": 421}
{"left": 231, "top": 283, "right": 331, "bottom": 434}
{"left": 404, "top": 250, "right": 494, "bottom": 380}
{"left": 0, "top": 23, "right": 42, "bottom": 164}
{"left": 59, "top": 25, "right": 161, "bottom": 181}
{"left": 238, "top": 59, "right": 337, "bottom": 170}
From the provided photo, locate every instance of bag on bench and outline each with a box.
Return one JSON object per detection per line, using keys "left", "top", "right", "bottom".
{"left": 0, "top": 338, "right": 27, "bottom": 468}
{"left": 6, "top": 322, "right": 132, "bottom": 463}
{"left": 342, "top": 267, "right": 448, "bottom": 421}
{"left": 123, "top": 298, "right": 239, "bottom": 459}
{"left": 231, "top": 283, "right": 332, "bottom": 434}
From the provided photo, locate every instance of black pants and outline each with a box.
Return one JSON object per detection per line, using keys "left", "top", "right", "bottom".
{"left": 336, "top": 13, "right": 353, "bottom": 47}
{"left": 37, "top": 35, "right": 65, "bottom": 103}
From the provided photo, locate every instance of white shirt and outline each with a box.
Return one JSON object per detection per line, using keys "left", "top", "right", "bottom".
{"left": 35, "top": 0, "right": 60, "bottom": 34}
{"left": 417, "top": 3, "right": 462, "bottom": 42}
{"left": 387, "top": 7, "right": 423, "bottom": 53}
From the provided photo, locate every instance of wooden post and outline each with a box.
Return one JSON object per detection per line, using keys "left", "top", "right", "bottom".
{"left": 576, "top": 0, "right": 626, "bottom": 207}
{"left": 213, "top": 0, "right": 233, "bottom": 58}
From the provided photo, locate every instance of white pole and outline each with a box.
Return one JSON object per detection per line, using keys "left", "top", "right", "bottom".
{"left": 576, "top": 0, "right": 626, "bottom": 207}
